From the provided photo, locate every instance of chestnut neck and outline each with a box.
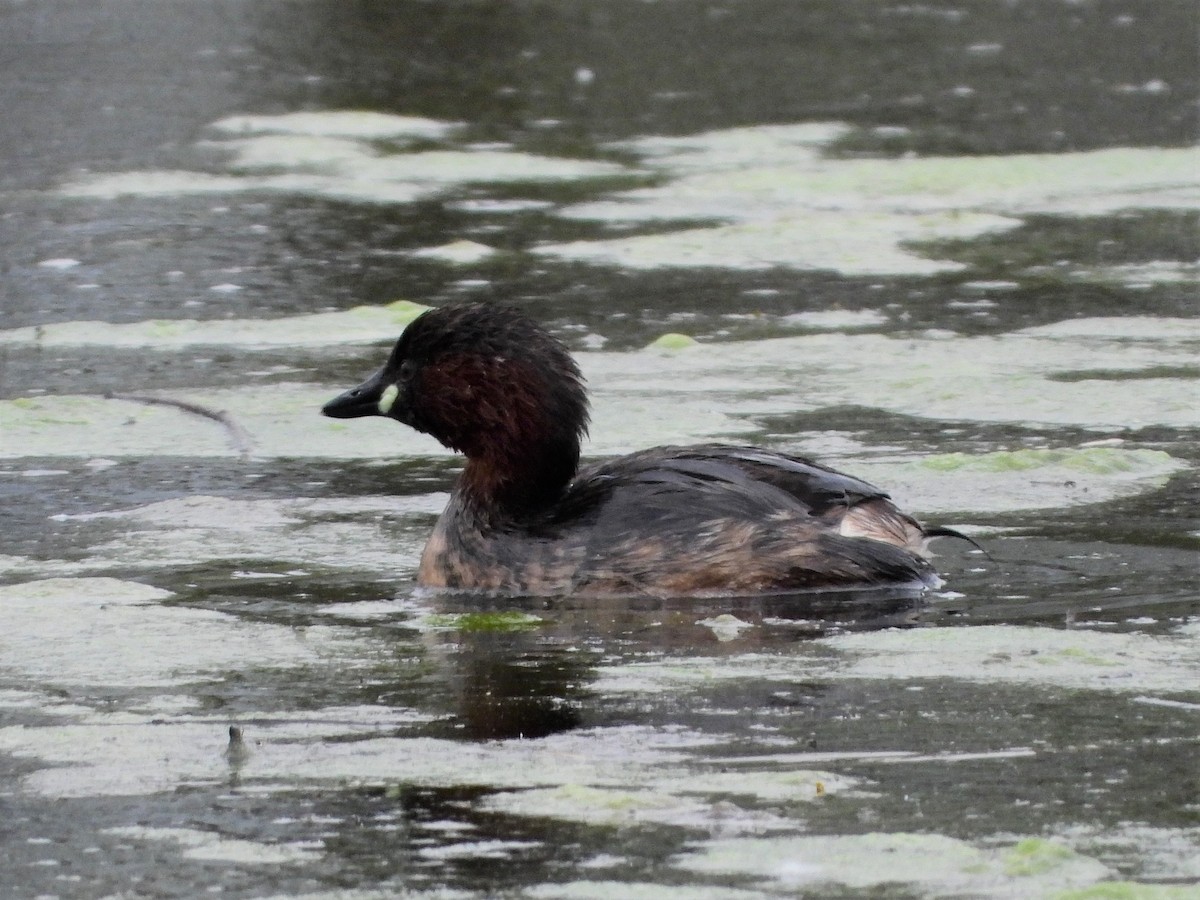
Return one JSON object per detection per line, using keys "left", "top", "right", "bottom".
{"left": 459, "top": 433, "right": 580, "bottom": 524}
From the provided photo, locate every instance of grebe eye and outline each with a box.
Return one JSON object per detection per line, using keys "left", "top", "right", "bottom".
{"left": 399, "top": 360, "right": 416, "bottom": 381}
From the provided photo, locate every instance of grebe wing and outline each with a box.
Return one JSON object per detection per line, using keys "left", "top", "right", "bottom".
{"left": 567, "top": 444, "right": 889, "bottom": 516}
{"left": 672, "top": 445, "right": 890, "bottom": 510}
{"left": 552, "top": 445, "right": 934, "bottom": 592}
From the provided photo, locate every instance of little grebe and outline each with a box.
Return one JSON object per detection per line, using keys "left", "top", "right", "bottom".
{"left": 323, "top": 302, "right": 965, "bottom": 596}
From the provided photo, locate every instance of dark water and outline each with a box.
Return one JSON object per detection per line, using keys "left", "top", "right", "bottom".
{"left": 1, "top": 1, "right": 1198, "bottom": 898}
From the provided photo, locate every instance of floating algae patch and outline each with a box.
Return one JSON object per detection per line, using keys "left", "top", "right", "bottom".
{"left": 416, "top": 839, "right": 542, "bottom": 861}
{"left": 59, "top": 169, "right": 438, "bottom": 204}
{"left": 480, "top": 766, "right": 860, "bottom": 833}
{"left": 540, "top": 209, "right": 1017, "bottom": 276}
{"left": 54, "top": 112, "right": 1199, "bottom": 279}
{"left": 606, "top": 122, "right": 854, "bottom": 170}
{"left": 0, "top": 554, "right": 37, "bottom": 578}
{"left": 594, "top": 622, "right": 1200, "bottom": 703}
{"left": 656, "top": 767, "right": 863, "bottom": 805}
{"left": 538, "top": 124, "right": 1199, "bottom": 275}
{"left": 1055, "top": 886, "right": 1200, "bottom": 900}
{"left": 584, "top": 315, "right": 1200, "bottom": 431}
{"left": 52, "top": 493, "right": 444, "bottom": 529}
{"left": 28, "top": 495, "right": 437, "bottom": 578}
{"left": 1020, "top": 316, "right": 1200, "bottom": 342}
{"left": 0, "top": 395, "right": 234, "bottom": 457}
{"left": 912, "top": 448, "right": 1179, "bottom": 475}
{"left": 2, "top": 720, "right": 715, "bottom": 799}
{"left": 266, "top": 723, "right": 716, "bottom": 793}
{"left": 647, "top": 332, "right": 700, "bottom": 351}
{"left": 62, "top": 157, "right": 628, "bottom": 204}
{"left": 2, "top": 709, "right": 430, "bottom": 799}
{"left": 823, "top": 623, "right": 1200, "bottom": 697}
{"left": 211, "top": 111, "right": 462, "bottom": 141}
{"left": 480, "top": 784, "right": 791, "bottom": 834}
{"left": 257, "top": 892, "right": 477, "bottom": 900}
{"left": 0, "top": 577, "right": 368, "bottom": 689}
{"left": 852, "top": 447, "right": 1187, "bottom": 515}
{"left": 527, "top": 882, "right": 770, "bottom": 900}
{"left": 590, "top": 653, "right": 830, "bottom": 697}
{"left": 102, "top": 826, "right": 322, "bottom": 865}
{"left": 783, "top": 309, "right": 889, "bottom": 331}
{"left": 411, "top": 240, "right": 499, "bottom": 264}
{"left": 1061, "top": 823, "right": 1200, "bottom": 882}
{"left": 0, "top": 718, "right": 254, "bottom": 798}
{"left": 1005, "top": 837, "right": 1085, "bottom": 876}
{"left": 60, "top": 110, "right": 628, "bottom": 204}
{"left": 219, "top": 134, "right": 389, "bottom": 173}
{"left": 0, "top": 300, "right": 429, "bottom": 348}
{"left": 0, "top": 385, "right": 443, "bottom": 460}
{"left": 674, "top": 832, "right": 1111, "bottom": 895}
{"left": 1053, "top": 260, "right": 1200, "bottom": 289}
{"left": 224, "top": 139, "right": 627, "bottom": 184}
{"left": 0, "top": 688, "right": 94, "bottom": 718}
{"left": 420, "top": 611, "right": 545, "bottom": 633}
{"left": 1049, "top": 366, "right": 1200, "bottom": 383}
{"left": 697, "top": 613, "right": 755, "bottom": 642}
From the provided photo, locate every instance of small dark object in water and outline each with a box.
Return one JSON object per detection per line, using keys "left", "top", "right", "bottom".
{"left": 225, "top": 725, "right": 249, "bottom": 765}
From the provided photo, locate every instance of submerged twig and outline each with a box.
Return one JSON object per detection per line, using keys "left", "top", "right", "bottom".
{"left": 108, "top": 392, "right": 255, "bottom": 459}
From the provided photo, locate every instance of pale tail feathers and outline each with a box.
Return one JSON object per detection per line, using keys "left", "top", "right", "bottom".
{"left": 838, "top": 499, "right": 927, "bottom": 554}
{"left": 839, "top": 500, "right": 989, "bottom": 560}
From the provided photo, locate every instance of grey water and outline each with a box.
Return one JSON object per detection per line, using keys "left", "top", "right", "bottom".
{"left": 1, "top": 1, "right": 1198, "bottom": 898}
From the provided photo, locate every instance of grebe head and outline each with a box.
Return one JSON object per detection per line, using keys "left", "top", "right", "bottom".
{"left": 322, "top": 302, "right": 589, "bottom": 515}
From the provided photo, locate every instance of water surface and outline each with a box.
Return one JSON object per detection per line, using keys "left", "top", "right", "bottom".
{"left": 1, "top": 1, "right": 1198, "bottom": 898}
